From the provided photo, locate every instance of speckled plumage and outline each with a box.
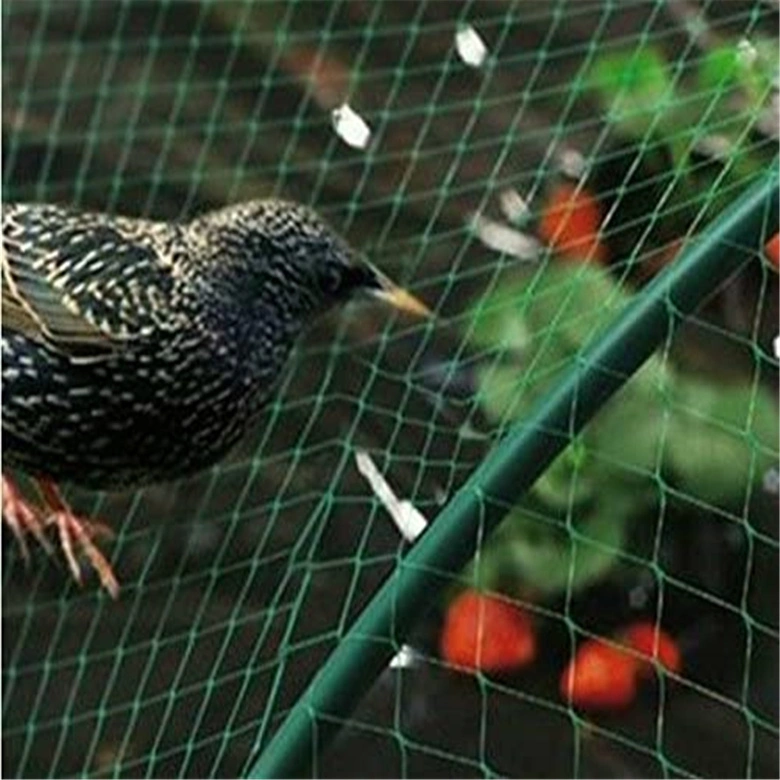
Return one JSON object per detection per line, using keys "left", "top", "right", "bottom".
{"left": 2, "top": 199, "right": 406, "bottom": 490}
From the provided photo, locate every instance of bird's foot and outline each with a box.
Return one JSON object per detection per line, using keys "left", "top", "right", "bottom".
{"left": 2, "top": 474, "right": 54, "bottom": 561}
{"left": 2, "top": 475, "right": 119, "bottom": 599}
{"left": 37, "top": 480, "right": 120, "bottom": 599}
{"left": 46, "top": 508, "right": 120, "bottom": 599}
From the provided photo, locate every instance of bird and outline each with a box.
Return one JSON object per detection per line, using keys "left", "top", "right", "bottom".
{"left": 2, "top": 199, "right": 430, "bottom": 598}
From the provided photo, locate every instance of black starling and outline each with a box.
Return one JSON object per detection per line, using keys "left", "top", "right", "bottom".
{"left": 2, "top": 200, "right": 430, "bottom": 597}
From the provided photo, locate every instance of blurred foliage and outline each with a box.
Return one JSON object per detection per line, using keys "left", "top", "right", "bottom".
{"left": 586, "top": 36, "right": 778, "bottom": 221}
{"left": 464, "top": 264, "right": 778, "bottom": 597}
{"left": 453, "top": 33, "right": 778, "bottom": 602}
{"left": 589, "top": 46, "right": 674, "bottom": 139}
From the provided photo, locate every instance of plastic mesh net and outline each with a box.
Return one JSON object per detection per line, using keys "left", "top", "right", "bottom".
{"left": 2, "top": 1, "right": 778, "bottom": 777}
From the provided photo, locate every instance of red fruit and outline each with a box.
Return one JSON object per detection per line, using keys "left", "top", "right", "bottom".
{"left": 560, "top": 639, "right": 638, "bottom": 710}
{"left": 440, "top": 590, "right": 537, "bottom": 673}
{"left": 620, "top": 621, "right": 682, "bottom": 676}
{"left": 538, "top": 182, "right": 608, "bottom": 264}
{"left": 765, "top": 233, "right": 780, "bottom": 272}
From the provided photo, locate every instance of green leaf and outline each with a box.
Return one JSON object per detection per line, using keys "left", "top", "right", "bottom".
{"left": 531, "top": 440, "right": 597, "bottom": 510}
{"left": 588, "top": 47, "right": 673, "bottom": 136}
{"left": 749, "top": 38, "right": 780, "bottom": 96}
{"left": 664, "top": 378, "right": 779, "bottom": 505}
{"left": 466, "top": 277, "right": 534, "bottom": 354}
{"left": 522, "top": 265, "right": 629, "bottom": 351}
{"left": 699, "top": 46, "right": 743, "bottom": 94}
{"left": 499, "top": 497, "right": 634, "bottom": 595}
{"left": 583, "top": 353, "right": 674, "bottom": 475}
{"left": 699, "top": 39, "right": 780, "bottom": 110}
{"left": 470, "top": 265, "right": 631, "bottom": 425}
{"left": 474, "top": 361, "right": 528, "bottom": 424}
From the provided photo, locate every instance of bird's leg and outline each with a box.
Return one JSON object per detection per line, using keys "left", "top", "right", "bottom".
{"left": 2, "top": 474, "right": 54, "bottom": 562}
{"left": 36, "top": 479, "right": 120, "bottom": 599}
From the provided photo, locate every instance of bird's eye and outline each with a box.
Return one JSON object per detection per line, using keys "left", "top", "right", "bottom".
{"left": 321, "top": 265, "right": 343, "bottom": 295}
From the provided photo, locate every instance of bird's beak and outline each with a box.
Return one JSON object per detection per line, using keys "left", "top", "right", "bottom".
{"left": 366, "top": 266, "right": 432, "bottom": 318}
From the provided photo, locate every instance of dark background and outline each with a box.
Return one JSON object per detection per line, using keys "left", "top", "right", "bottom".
{"left": 2, "top": 1, "right": 778, "bottom": 777}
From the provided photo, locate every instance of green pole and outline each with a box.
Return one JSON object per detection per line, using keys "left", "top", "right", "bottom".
{"left": 247, "top": 168, "right": 779, "bottom": 779}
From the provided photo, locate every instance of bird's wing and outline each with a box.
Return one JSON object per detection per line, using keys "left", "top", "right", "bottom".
{"left": 2, "top": 203, "right": 174, "bottom": 358}
{"left": 2, "top": 243, "right": 115, "bottom": 354}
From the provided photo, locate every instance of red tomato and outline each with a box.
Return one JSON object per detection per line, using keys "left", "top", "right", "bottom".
{"left": 538, "top": 182, "right": 608, "bottom": 264}
{"left": 765, "top": 233, "right": 780, "bottom": 272}
{"left": 440, "top": 590, "right": 537, "bottom": 673}
{"left": 620, "top": 621, "right": 682, "bottom": 676}
{"left": 560, "top": 639, "right": 638, "bottom": 710}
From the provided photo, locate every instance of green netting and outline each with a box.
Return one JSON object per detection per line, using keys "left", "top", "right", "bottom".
{"left": 2, "top": 1, "right": 778, "bottom": 778}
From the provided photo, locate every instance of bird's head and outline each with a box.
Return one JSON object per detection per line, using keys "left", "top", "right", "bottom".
{"left": 195, "top": 200, "right": 430, "bottom": 323}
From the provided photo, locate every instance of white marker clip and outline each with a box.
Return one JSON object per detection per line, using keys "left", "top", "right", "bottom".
{"left": 331, "top": 103, "right": 372, "bottom": 149}
{"left": 356, "top": 450, "right": 428, "bottom": 542}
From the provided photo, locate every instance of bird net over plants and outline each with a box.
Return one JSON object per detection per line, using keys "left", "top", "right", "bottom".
{"left": 2, "top": 0, "right": 778, "bottom": 777}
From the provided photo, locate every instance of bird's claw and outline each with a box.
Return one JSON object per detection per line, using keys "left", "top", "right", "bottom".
{"left": 2, "top": 475, "right": 119, "bottom": 598}
{"left": 2, "top": 475, "right": 54, "bottom": 562}
{"left": 48, "top": 510, "right": 120, "bottom": 599}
